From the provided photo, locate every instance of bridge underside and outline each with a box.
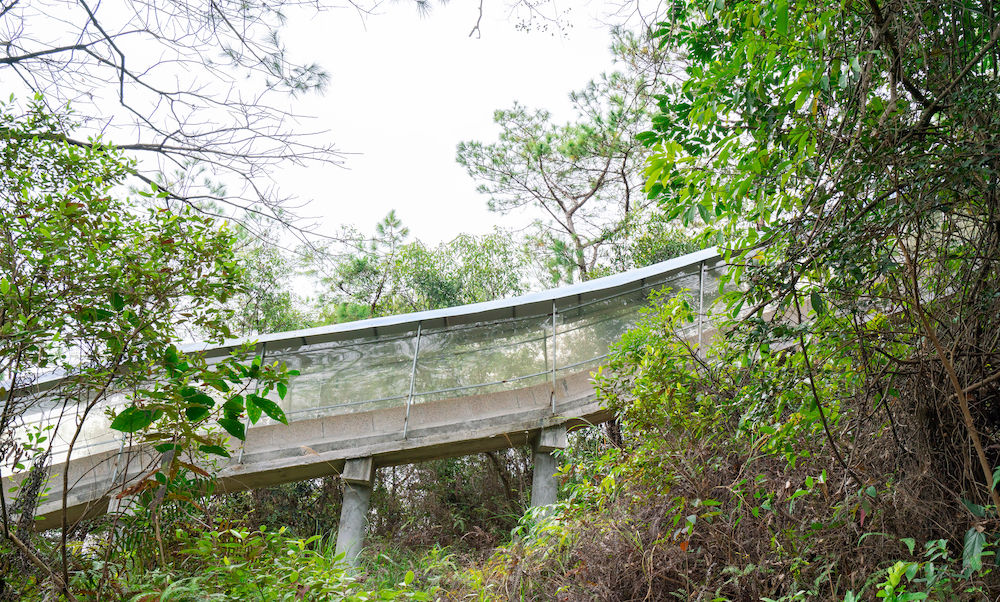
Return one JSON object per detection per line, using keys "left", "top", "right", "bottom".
{"left": 13, "top": 369, "right": 608, "bottom": 531}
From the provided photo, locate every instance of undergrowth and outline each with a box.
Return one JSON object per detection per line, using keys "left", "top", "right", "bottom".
{"left": 436, "top": 292, "right": 1000, "bottom": 601}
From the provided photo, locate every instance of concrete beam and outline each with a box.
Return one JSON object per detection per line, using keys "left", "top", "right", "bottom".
{"left": 341, "top": 456, "right": 375, "bottom": 485}
{"left": 535, "top": 424, "right": 567, "bottom": 452}
{"left": 530, "top": 425, "right": 567, "bottom": 509}
{"left": 335, "top": 457, "right": 375, "bottom": 567}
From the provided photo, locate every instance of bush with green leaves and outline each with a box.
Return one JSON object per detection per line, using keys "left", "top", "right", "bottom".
{"left": 126, "top": 526, "right": 434, "bottom": 602}
{"left": 0, "top": 96, "right": 295, "bottom": 599}
{"left": 436, "top": 286, "right": 1000, "bottom": 599}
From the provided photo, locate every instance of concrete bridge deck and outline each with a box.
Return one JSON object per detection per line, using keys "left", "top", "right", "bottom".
{"left": 2, "top": 248, "right": 727, "bottom": 558}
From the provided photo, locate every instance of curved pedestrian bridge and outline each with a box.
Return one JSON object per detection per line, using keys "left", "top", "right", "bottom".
{"left": 3, "top": 249, "right": 726, "bottom": 555}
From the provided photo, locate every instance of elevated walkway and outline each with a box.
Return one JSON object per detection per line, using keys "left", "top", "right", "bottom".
{"left": 3, "top": 249, "right": 727, "bottom": 556}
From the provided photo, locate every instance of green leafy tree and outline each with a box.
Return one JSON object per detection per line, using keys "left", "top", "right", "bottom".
{"left": 643, "top": 0, "right": 1000, "bottom": 516}
{"left": 226, "top": 243, "right": 308, "bottom": 337}
{"left": 310, "top": 213, "right": 529, "bottom": 321}
{"left": 589, "top": 211, "right": 703, "bottom": 278}
{"left": 0, "top": 98, "right": 291, "bottom": 598}
{"left": 323, "top": 210, "right": 411, "bottom": 319}
{"left": 458, "top": 33, "right": 667, "bottom": 283}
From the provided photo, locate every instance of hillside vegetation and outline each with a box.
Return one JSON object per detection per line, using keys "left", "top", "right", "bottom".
{"left": 4, "top": 0, "right": 1000, "bottom": 599}
{"left": 431, "top": 0, "right": 1000, "bottom": 597}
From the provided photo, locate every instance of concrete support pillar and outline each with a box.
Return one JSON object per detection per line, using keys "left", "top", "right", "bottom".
{"left": 335, "top": 457, "right": 375, "bottom": 566}
{"left": 530, "top": 425, "right": 567, "bottom": 509}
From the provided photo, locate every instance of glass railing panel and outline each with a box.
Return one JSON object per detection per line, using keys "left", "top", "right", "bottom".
{"left": 553, "top": 268, "right": 704, "bottom": 377}
{"left": 3, "top": 390, "right": 127, "bottom": 478}
{"left": 701, "top": 260, "right": 732, "bottom": 316}
{"left": 411, "top": 315, "right": 551, "bottom": 404}
{"left": 269, "top": 333, "right": 417, "bottom": 420}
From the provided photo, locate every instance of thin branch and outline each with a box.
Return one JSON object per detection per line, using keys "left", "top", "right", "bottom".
{"left": 76, "top": 0, "right": 127, "bottom": 102}
{"left": 1, "top": 528, "right": 78, "bottom": 602}
{"left": 899, "top": 241, "right": 1000, "bottom": 510}
{"left": 0, "top": 44, "right": 92, "bottom": 64}
{"left": 918, "top": 21, "right": 1000, "bottom": 128}
{"left": 794, "top": 296, "right": 863, "bottom": 488}
{"left": 469, "top": 0, "right": 484, "bottom": 38}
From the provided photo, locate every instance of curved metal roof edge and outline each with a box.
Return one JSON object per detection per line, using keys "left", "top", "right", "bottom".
{"left": 182, "top": 247, "right": 722, "bottom": 356}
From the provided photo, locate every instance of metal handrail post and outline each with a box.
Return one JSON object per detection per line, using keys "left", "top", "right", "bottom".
{"left": 550, "top": 301, "right": 557, "bottom": 414}
{"left": 402, "top": 323, "right": 422, "bottom": 439}
{"left": 698, "top": 261, "right": 706, "bottom": 351}
{"left": 108, "top": 432, "right": 128, "bottom": 487}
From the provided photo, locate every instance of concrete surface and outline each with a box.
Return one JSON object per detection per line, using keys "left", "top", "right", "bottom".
{"left": 335, "top": 458, "right": 375, "bottom": 565}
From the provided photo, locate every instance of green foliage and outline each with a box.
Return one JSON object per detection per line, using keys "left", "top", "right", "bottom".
{"left": 841, "top": 536, "right": 995, "bottom": 601}
{"left": 0, "top": 97, "right": 293, "bottom": 597}
{"left": 367, "top": 451, "right": 531, "bottom": 551}
{"left": 1, "top": 97, "right": 297, "bottom": 463}
{"left": 458, "top": 31, "right": 665, "bottom": 282}
{"left": 144, "top": 526, "right": 433, "bottom": 601}
{"left": 591, "top": 211, "right": 704, "bottom": 278}
{"left": 58, "top": 522, "right": 435, "bottom": 601}
{"left": 1, "top": 98, "right": 240, "bottom": 394}
{"left": 310, "top": 214, "right": 529, "bottom": 321}
{"left": 629, "top": 1, "right": 1000, "bottom": 596}
{"left": 595, "top": 290, "right": 728, "bottom": 443}
{"left": 226, "top": 243, "right": 309, "bottom": 337}
{"left": 106, "top": 343, "right": 295, "bottom": 496}
{"left": 639, "top": 0, "right": 1000, "bottom": 465}
{"left": 442, "top": 275, "right": 1000, "bottom": 598}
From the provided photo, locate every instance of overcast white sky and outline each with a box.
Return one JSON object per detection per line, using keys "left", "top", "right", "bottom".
{"left": 279, "top": 1, "right": 623, "bottom": 244}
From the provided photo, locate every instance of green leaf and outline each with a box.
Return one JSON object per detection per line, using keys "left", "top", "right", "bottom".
{"left": 185, "top": 405, "right": 211, "bottom": 422}
{"left": 684, "top": 204, "right": 698, "bottom": 225}
{"left": 186, "top": 392, "right": 215, "bottom": 407}
{"left": 963, "top": 527, "right": 985, "bottom": 573}
{"left": 218, "top": 418, "right": 245, "bottom": 441}
{"left": 248, "top": 393, "right": 287, "bottom": 425}
{"left": 223, "top": 397, "right": 244, "bottom": 421}
{"left": 776, "top": 0, "right": 788, "bottom": 35}
{"left": 697, "top": 202, "right": 711, "bottom": 223}
{"left": 810, "top": 290, "right": 826, "bottom": 316}
{"left": 153, "top": 443, "right": 182, "bottom": 453}
{"left": 199, "top": 444, "right": 231, "bottom": 458}
{"left": 277, "top": 382, "right": 288, "bottom": 400}
{"left": 961, "top": 497, "right": 986, "bottom": 518}
{"left": 111, "top": 291, "right": 125, "bottom": 312}
{"left": 245, "top": 394, "right": 263, "bottom": 424}
{"left": 901, "top": 537, "right": 916, "bottom": 555}
{"left": 0, "top": 278, "right": 9, "bottom": 295}
{"left": 164, "top": 345, "right": 180, "bottom": 372}
{"left": 110, "top": 406, "right": 157, "bottom": 433}
{"left": 207, "top": 378, "right": 231, "bottom": 393}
